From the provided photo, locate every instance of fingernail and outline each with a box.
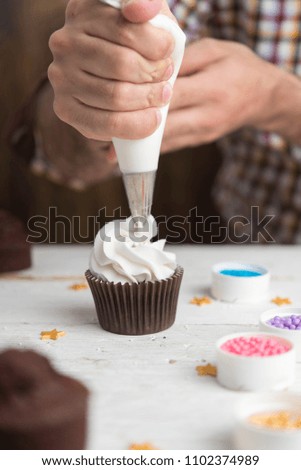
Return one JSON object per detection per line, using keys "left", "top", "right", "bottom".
{"left": 156, "top": 109, "right": 162, "bottom": 126}
{"left": 163, "top": 63, "right": 174, "bottom": 80}
{"left": 162, "top": 83, "right": 172, "bottom": 103}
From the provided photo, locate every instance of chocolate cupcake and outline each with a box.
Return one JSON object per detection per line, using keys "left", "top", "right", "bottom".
{"left": 0, "top": 210, "right": 31, "bottom": 273}
{"left": 0, "top": 349, "right": 89, "bottom": 450}
{"left": 86, "top": 217, "right": 183, "bottom": 335}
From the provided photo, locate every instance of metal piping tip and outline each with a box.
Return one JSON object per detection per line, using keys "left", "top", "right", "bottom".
{"left": 122, "top": 170, "right": 157, "bottom": 219}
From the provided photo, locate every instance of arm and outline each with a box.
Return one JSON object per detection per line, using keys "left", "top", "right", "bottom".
{"left": 9, "top": 0, "right": 119, "bottom": 191}
{"left": 33, "top": 81, "right": 119, "bottom": 190}
{"left": 161, "top": 38, "right": 301, "bottom": 153}
{"left": 10, "top": 78, "right": 119, "bottom": 191}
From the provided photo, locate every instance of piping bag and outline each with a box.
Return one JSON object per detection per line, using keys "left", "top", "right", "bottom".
{"left": 99, "top": 0, "right": 186, "bottom": 219}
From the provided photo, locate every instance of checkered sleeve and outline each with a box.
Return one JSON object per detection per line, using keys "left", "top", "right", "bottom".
{"left": 168, "top": 0, "right": 212, "bottom": 41}
{"left": 252, "top": 1, "right": 301, "bottom": 162}
{"left": 169, "top": 0, "right": 301, "bottom": 242}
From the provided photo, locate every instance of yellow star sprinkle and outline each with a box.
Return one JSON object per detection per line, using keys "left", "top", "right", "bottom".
{"left": 69, "top": 283, "right": 88, "bottom": 291}
{"left": 271, "top": 297, "right": 292, "bottom": 306}
{"left": 190, "top": 296, "right": 212, "bottom": 306}
{"left": 129, "top": 443, "right": 158, "bottom": 450}
{"left": 40, "top": 329, "right": 66, "bottom": 341}
{"left": 196, "top": 364, "right": 217, "bottom": 377}
{"left": 249, "top": 411, "right": 301, "bottom": 430}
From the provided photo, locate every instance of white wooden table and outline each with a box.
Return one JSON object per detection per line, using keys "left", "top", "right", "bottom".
{"left": 1, "top": 245, "right": 301, "bottom": 450}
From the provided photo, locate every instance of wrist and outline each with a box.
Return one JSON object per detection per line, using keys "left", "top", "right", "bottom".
{"left": 249, "top": 63, "right": 301, "bottom": 144}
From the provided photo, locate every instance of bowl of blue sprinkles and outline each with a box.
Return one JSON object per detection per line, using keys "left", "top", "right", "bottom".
{"left": 211, "top": 262, "right": 270, "bottom": 303}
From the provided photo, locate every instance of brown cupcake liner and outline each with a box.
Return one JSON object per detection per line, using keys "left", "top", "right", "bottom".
{"left": 85, "top": 266, "right": 184, "bottom": 335}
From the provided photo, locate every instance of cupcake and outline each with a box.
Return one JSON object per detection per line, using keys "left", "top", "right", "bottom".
{"left": 85, "top": 217, "right": 183, "bottom": 335}
{"left": 0, "top": 349, "right": 89, "bottom": 450}
{"left": 0, "top": 210, "right": 31, "bottom": 273}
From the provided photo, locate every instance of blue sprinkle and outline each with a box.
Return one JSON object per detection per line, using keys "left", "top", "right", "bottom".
{"left": 219, "top": 269, "right": 262, "bottom": 277}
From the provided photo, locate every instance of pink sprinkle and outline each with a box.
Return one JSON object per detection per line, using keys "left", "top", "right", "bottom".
{"left": 220, "top": 336, "right": 290, "bottom": 357}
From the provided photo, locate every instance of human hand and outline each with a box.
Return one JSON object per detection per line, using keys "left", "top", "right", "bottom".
{"left": 33, "top": 83, "right": 119, "bottom": 190}
{"left": 48, "top": 0, "right": 176, "bottom": 141}
{"left": 162, "top": 38, "right": 285, "bottom": 153}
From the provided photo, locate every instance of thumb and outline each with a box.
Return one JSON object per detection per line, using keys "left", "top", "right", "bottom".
{"left": 121, "top": 0, "right": 174, "bottom": 24}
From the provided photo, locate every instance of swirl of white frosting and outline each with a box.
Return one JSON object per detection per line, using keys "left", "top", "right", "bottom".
{"left": 89, "top": 217, "right": 176, "bottom": 284}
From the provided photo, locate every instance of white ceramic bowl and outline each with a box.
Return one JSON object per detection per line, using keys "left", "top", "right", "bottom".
{"left": 234, "top": 393, "right": 301, "bottom": 449}
{"left": 260, "top": 307, "right": 301, "bottom": 361}
{"left": 216, "top": 332, "right": 295, "bottom": 391}
{"left": 211, "top": 262, "right": 270, "bottom": 303}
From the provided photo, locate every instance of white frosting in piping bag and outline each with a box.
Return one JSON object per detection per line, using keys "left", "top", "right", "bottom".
{"left": 89, "top": 217, "right": 177, "bottom": 284}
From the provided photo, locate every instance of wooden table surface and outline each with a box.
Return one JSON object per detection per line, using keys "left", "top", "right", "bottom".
{"left": 1, "top": 245, "right": 301, "bottom": 450}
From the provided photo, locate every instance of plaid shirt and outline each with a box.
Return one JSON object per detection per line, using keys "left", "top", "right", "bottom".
{"left": 168, "top": 0, "right": 301, "bottom": 243}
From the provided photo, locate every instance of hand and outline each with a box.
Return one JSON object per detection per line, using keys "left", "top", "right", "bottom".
{"left": 33, "top": 83, "right": 119, "bottom": 190}
{"left": 48, "top": 0, "right": 176, "bottom": 141}
{"left": 162, "top": 38, "right": 288, "bottom": 153}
